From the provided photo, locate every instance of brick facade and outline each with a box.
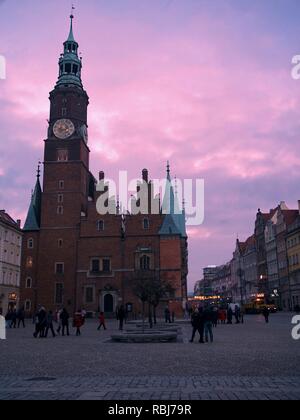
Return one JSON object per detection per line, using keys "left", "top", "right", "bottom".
{"left": 19, "top": 18, "right": 188, "bottom": 318}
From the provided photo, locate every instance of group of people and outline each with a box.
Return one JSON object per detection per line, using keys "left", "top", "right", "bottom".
{"left": 190, "top": 307, "right": 215, "bottom": 344}
{"left": 33, "top": 307, "right": 86, "bottom": 338}
{"left": 4, "top": 307, "right": 26, "bottom": 329}
{"left": 190, "top": 304, "right": 272, "bottom": 344}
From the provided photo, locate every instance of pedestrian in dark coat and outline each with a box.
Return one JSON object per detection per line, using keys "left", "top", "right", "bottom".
{"left": 227, "top": 307, "right": 233, "bottom": 324}
{"left": 117, "top": 306, "right": 126, "bottom": 331}
{"left": 33, "top": 307, "right": 47, "bottom": 338}
{"left": 190, "top": 308, "right": 205, "bottom": 343}
{"left": 164, "top": 306, "right": 171, "bottom": 324}
{"left": 17, "top": 307, "right": 25, "bottom": 328}
{"left": 60, "top": 308, "right": 70, "bottom": 336}
{"left": 45, "top": 311, "right": 56, "bottom": 338}
{"left": 263, "top": 307, "right": 270, "bottom": 324}
{"left": 234, "top": 305, "right": 240, "bottom": 324}
{"left": 11, "top": 310, "right": 17, "bottom": 329}
{"left": 203, "top": 307, "right": 214, "bottom": 343}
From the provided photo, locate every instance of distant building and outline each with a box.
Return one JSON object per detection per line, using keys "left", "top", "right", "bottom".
{"left": 0, "top": 210, "right": 22, "bottom": 315}
{"left": 243, "top": 235, "right": 258, "bottom": 303}
{"left": 286, "top": 204, "right": 300, "bottom": 310}
{"left": 275, "top": 207, "right": 298, "bottom": 311}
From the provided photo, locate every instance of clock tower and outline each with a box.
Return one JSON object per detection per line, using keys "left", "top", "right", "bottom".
{"left": 42, "top": 13, "right": 90, "bottom": 229}
{"left": 34, "top": 14, "right": 92, "bottom": 311}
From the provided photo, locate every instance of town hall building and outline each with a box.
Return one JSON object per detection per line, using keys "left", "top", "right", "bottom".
{"left": 20, "top": 15, "right": 188, "bottom": 318}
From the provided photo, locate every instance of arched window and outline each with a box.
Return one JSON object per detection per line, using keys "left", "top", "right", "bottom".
{"left": 140, "top": 255, "right": 151, "bottom": 271}
{"left": 97, "top": 220, "right": 105, "bottom": 232}
{"left": 27, "top": 238, "right": 34, "bottom": 249}
{"left": 25, "top": 300, "right": 32, "bottom": 312}
{"left": 26, "top": 277, "right": 32, "bottom": 289}
{"left": 143, "top": 218, "right": 150, "bottom": 230}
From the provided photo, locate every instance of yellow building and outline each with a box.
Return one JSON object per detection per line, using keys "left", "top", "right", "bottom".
{"left": 287, "top": 212, "right": 300, "bottom": 310}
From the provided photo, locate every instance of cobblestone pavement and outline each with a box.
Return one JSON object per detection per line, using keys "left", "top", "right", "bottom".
{"left": 0, "top": 313, "right": 299, "bottom": 400}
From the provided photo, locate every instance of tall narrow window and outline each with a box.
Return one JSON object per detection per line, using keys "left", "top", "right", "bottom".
{"left": 102, "top": 259, "right": 111, "bottom": 273}
{"left": 91, "top": 259, "right": 100, "bottom": 273}
{"left": 26, "top": 277, "right": 33, "bottom": 289}
{"left": 55, "top": 263, "right": 64, "bottom": 275}
{"left": 143, "top": 218, "right": 150, "bottom": 230}
{"left": 140, "top": 255, "right": 151, "bottom": 271}
{"left": 27, "top": 238, "right": 34, "bottom": 249}
{"left": 97, "top": 220, "right": 105, "bottom": 232}
{"left": 57, "top": 206, "right": 64, "bottom": 215}
{"left": 25, "top": 300, "right": 32, "bottom": 312}
{"left": 57, "top": 149, "right": 68, "bottom": 162}
{"left": 55, "top": 283, "right": 64, "bottom": 305}
{"left": 59, "top": 180, "right": 65, "bottom": 190}
{"left": 58, "top": 194, "right": 64, "bottom": 204}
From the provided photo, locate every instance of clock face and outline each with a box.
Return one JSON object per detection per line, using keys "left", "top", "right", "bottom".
{"left": 53, "top": 119, "right": 75, "bottom": 140}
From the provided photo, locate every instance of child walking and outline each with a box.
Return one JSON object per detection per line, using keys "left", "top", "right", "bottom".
{"left": 97, "top": 312, "right": 107, "bottom": 331}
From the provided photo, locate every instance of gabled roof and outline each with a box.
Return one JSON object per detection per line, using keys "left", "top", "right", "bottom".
{"left": 0, "top": 210, "right": 20, "bottom": 230}
{"left": 281, "top": 209, "right": 299, "bottom": 227}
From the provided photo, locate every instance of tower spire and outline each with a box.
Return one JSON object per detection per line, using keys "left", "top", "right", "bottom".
{"left": 55, "top": 9, "right": 83, "bottom": 89}
{"left": 68, "top": 6, "right": 76, "bottom": 42}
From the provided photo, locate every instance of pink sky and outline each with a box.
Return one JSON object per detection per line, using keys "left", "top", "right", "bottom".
{"left": 1, "top": 0, "right": 300, "bottom": 291}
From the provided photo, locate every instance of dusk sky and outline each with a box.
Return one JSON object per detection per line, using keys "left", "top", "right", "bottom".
{"left": 1, "top": 0, "right": 300, "bottom": 291}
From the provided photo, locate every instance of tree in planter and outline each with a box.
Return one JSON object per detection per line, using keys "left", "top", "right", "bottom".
{"left": 149, "top": 276, "right": 175, "bottom": 325}
{"left": 133, "top": 273, "right": 154, "bottom": 331}
{"left": 133, "top": 271, "right": 175, "bottom": 328}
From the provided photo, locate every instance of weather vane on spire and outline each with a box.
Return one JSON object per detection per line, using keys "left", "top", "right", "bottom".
{"left": 71, "top": 4, "right": 75, "bottom": 18}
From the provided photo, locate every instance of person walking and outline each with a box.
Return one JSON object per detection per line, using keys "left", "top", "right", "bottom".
{"left": 56, "top": 308, "right": 63, "bottom": 335}
{"left": 73, "top": 310, "right": 84, "bottom": 336}
{"left": 212, "top": 307, "right": 218, "bottom": 328}
{"left": 227, "top": 307, "right": 233, "bottom": 324}
{"left": 190, "top": 307, "right": 205, "bottom": 344}
{"left": 164, "top": 306, "right": 171, "bottom": 324}
{"left": 117, "top": 305, "right": 126, "bottom": 331}
{"left": 45, "top": 310, "right": 56, "bottom": 338}
{"left": 219, "top": 309, "right": 227, "bottom": 325}
{"left": 203, "top": 307, "right": 214, "bottom": 343}
{"left": 60, "top": 308, "right": 70, "bottom": 336}
{"left": 5, "top": 310, "right": 12, "bottom": 329}
{"left": 97, "top": 312, "right": 107, "bottom": 331}
{"left": 11, "top": 309, "right": 17, "bottom": 329}
{"left": 33, "top": 307, "right": 47, "bottom": 338}
{"left": 234, "top": 305, "right": 240, "bottom": 324}
{"left": 263, "top": 307, "right": 270, "bottom": 324}
{"left": 17, "top": 307, "right": 26, "bottom": 328}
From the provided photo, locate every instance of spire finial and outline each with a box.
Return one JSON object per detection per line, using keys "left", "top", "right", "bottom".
{"left": 67, "top": 5, "right": 76, "bottom": 42}
{"left": 175, "top": 175, "right": 178, "bottom": 196}
{"left": 37, "top": 162, "right": 41, "bottom": 179}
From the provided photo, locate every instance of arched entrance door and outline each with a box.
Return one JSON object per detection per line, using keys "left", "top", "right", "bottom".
{"left": 104, "top": 294, "right": 114, "bottom": 313}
